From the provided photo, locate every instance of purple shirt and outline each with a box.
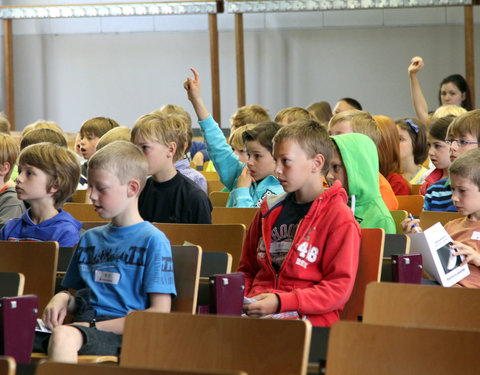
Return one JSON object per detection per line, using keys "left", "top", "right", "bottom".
{"left": 175, "top": 158, "right": 208, "bottom": 194}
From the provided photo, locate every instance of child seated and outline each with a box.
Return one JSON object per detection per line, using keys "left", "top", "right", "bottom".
{"left": 395, "top": 118, "right": 430, "bottom": 184}
{"left": 419, "top": 116, "right": 454, "bottom": 195}
{"left": 239, "top": 120, "right": 361, "bottom": 327}
{"left": 424, "top": 110, "right": 480, "bottom": 211}
{"left": 327, "top": 133, "right": 395, "bottom": 234}
{"left": 328, "top": 110, "right": 398, "bottom": 210}
{"left": 131, "top": 112, "right": 212, "bottom": 223}
{"left": 158, "top": 104, "right": 210, "bottom": 175}
{"left": 0, "top": 143, "right": 81, "bottom": 246}
{"left": 403, "top": 148, "right": 480, "bottom": 288}
{"left": 0, "top": 134, "right": 25, "bottom": 225}
{"left": 40, "top": 141, "right": 176, "bottom": 362}
{"left": 78, "top": 117, "right": 120, "bottom": 185}
{"left": 153, "top": 107, "right": 208, "bottom": 194}
{"left": 373, "top": 115, "right": 411, "bottom": 195}
{"left": 184, "top": 68, "right": 284, "bottom": 208}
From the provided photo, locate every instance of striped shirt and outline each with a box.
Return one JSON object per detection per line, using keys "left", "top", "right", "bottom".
{"left": 423, "top": 178, "right": 457, "bottom": 212}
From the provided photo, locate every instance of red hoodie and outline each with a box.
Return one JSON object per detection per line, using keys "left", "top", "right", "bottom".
{"left": 237, "top": 181, "right": 361, "bottom": 327}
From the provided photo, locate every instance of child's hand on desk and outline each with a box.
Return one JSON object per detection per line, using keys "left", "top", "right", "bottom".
{"left": 452, "top": 241, "right": 480, "bottom": 267}
{"left": 237, "top": 168, "right": 254, "bottom": 188}
{"left": 243, "top": 293, "right": 279, "bottom": 317}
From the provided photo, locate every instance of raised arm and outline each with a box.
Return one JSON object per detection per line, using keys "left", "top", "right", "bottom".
{"left": 408, "top": 56, "right": 430, "bottom": 127}
{"left": 184, "top": 68, "right": 244, "bottom": 190}
{"left": 184, "top": 67, "right": 209, "bottom": 121}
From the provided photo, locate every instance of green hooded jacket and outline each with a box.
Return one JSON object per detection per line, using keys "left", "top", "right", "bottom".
{"left": 331, "top": 133, "right": 396, "bottom": 234}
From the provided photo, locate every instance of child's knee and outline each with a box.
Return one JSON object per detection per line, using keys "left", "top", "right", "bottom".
{"left": 49, "top": 325, "right": 84, "bottom": 351}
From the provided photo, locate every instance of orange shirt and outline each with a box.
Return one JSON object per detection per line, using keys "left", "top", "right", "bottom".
{"left": 379, "top": 173, "right": 398, "bottom": 210}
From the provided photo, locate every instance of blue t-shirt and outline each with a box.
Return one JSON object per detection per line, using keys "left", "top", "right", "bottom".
{"left": 62, "top": 221, "right": 176, "bottom": 317}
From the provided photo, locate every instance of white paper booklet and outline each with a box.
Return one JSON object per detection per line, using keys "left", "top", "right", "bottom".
{"left": 408, "top": 222, "right": 470, "bottom": 287}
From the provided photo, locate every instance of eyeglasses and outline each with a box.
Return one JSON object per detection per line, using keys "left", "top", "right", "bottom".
{"left": 445, "top": 139, "right": 478, "bottom": 147}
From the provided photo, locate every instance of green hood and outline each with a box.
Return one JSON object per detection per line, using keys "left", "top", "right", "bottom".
{"left": 331, "top": 133, "right": 396, "bottom": 234}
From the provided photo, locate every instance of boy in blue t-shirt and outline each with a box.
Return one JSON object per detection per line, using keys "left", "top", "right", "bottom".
{"left": 41, "top": 141, "right": 176, "bottom": 362}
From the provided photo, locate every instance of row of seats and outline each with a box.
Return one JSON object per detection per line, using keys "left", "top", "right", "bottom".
{"left": 62, "top": 202, "right": 463, "bottom": 235}
{"left": 2, "top": 282, "right": 479, "bottom": 374}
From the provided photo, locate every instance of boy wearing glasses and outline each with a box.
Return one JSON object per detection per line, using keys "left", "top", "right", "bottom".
{"left": 424, "top": 110, "right": 480, "bottom": 212}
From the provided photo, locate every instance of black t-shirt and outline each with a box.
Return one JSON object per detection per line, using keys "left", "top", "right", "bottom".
{"left": 270, "top": 193, "right": 313, "bottom": 272}
{"left": 138, "top": 172, "right": 212, "bottom": 224}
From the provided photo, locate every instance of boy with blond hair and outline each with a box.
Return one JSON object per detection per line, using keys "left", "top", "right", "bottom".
{"left": 155, "top": 107, "right": 207, "bottom": 193}
{"left": 239, "top": 120, "right": 361, "bottom": 327}
{"left": 132, "top": 112, "right": 212, "bottom": 223}
{"left": 0, "top": 143, "right": 81, "bottom": 246}
{"left": 404, "top": 148, "right": 480, "bottom": 287}
{"left": 40, "top": 141, "right": 175, "bottom": 362}
{"left": 0, "top": 134, "right": 25, "bottom": 224}
{"left": 158, "top": 104, "right": 210, "bottom": 167}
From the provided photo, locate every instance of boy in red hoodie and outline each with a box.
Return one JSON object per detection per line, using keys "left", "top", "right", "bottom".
{"left": 239, "top": 120, "right": 361, "bottom": 327}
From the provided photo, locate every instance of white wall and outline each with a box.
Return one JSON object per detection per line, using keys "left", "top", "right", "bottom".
{"left": 0, "top": 5, "right": 479, "bottom": 132}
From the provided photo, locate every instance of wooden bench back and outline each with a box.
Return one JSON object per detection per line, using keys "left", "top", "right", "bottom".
{"left": 0, "top": 241, "right": 58, "bottom": 313}
{"left": 363, "top": 282, "right": 480, "bottom": 331}
{"left": 340, "top": 228, "right": 384, "bottom": 321}
{"left": 121, "top": 312, "right": 311, "bottom": 375}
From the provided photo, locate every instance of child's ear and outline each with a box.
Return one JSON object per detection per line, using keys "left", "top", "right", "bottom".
{"left": 312, "top": 153, "right": 326, "bottom": 173}
{"left": 0, "top": 162, "right": 11, "bottom": 177}
{"left": 48, "top": 181, "right": 59, "bottom": 194}
{"left": 126, "top": 179, "right": 141, "bottom": 197}
{"left": 167, "top": 142, "right": 177, "bottom": 159}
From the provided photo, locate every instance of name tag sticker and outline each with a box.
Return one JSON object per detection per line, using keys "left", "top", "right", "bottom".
{"left": 471, "top": 232, "right": 480, "bottom": 241}
{"left": 95, "top": 270, "right": 120, "bottom": 284}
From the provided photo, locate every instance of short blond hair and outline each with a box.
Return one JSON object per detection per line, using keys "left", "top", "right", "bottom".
{"left": 228, "top": 124, "right": 256, "bottom": 151}
{"left": 22, "top": 120, "right": 63, "bottom": 137}
{"left": 446, "top": 110, "right": 480, "bottom": 143}
{"left": 156, "top": 106, "right": 193, "bottom": 153}
{"left": 231, "top": 104, "right": 270, "bottom": 131}
{"left": 96, "top": 126, "right": 132, "bottom": 151}
{"left": 0, "top": 113, "right": 11, "bottom": 135}
{"left": 274, "top": 107, "right": 316, "bottom": 125}
{"left": 0, "top": 134, "right": 19, "bottom": 182}
{"left": 19, "top": 143, "right": 81, "bottom": 208}
{"left": 273, "top": 120, "right": 333, "bottom": 175}
{"left": 329, "top": 109, "right": 380, "bottom": 144}
{"left": 131, "top": 113, "right": 187, "bottom": 162}
{"left": 88, "top": 141, "right": 148, "bottom": 192}
{"left": 159, "top": 104, "right": 192, "bottom": 127}
{"left": 432, "top": 105, "right": 467, "bottom": 122}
